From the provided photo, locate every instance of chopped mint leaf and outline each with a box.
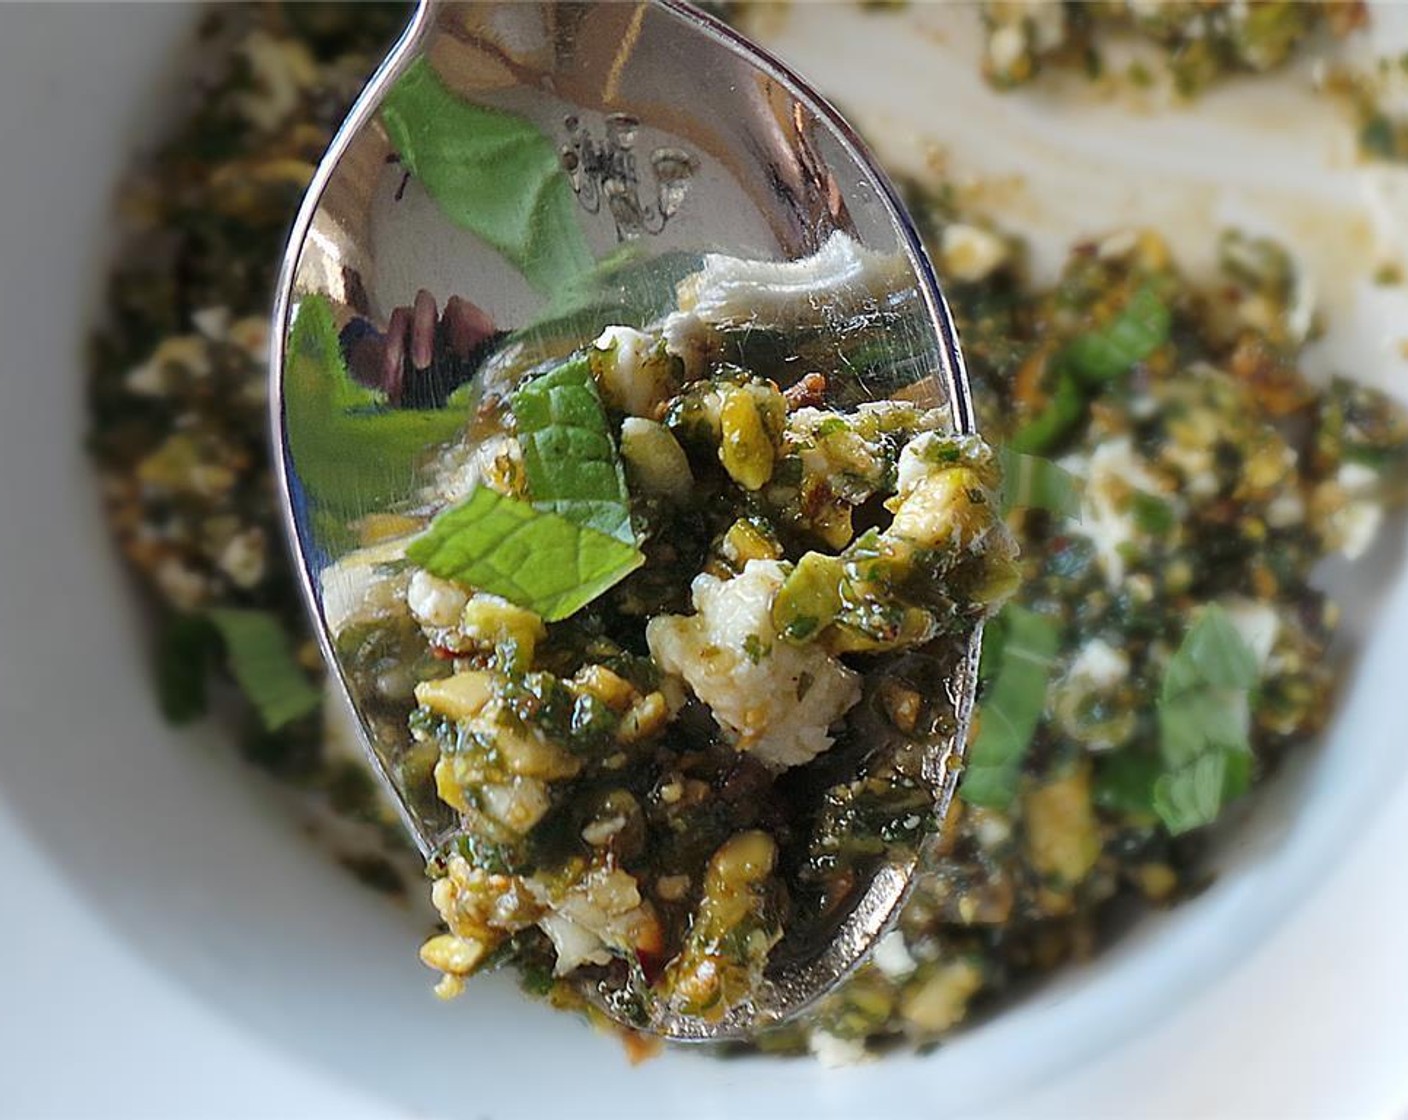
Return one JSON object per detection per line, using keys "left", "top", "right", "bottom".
{"left": 999, "top": 445, "right": 1082, "bottom": 518}
{"left": 207, "top": 609, "right": 322, "bottom": 731}
{"left": 1061, "top": 283, "right": 1170, "bottom": 385}
{"left": 1150, "top": 604, "right": 1260, "bottom": 834}
{"left": 511, "top": 354, "right": 634, "bottom": 542}
{"left": 381, "top": 59, "right": 593, "bottom": 294}
{"left": 1152, "top": 751, "right": 1226, "bottom": 836}
{"left": 1013, "top": 285, "right": 1171, "bottom": 455}
{"left": 1011, "top": 374, "right": 1085, "bottom": 455}
{"left": 960, "top": 605, "right": 1061, "bottom": 809}
{"left": 407, "top": 488, "right": 644, "bottom": 622}
{"left": 1161, "top": 603, "right": 1260, "bottom": 700}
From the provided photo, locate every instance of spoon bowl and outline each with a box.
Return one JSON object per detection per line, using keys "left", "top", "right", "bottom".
{"left": 271, "top": 0, "right": 980, "bottom": 1041}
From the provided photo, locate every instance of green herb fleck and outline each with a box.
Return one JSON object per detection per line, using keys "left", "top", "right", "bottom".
{"left": 1013, "top": 285, "right": 1170, "bottom": 455}
{"left": 407, "top": 487, "right": 644, "bottom": 622}
{"left": 1061, "top": 283, "right": 1171, "bottom": 385}
{"left": 1150, "top": 604, "right": 1259, "bottom": 835}
{"left": 960, "top": 605, "right": 1061, "bottom": 809}
{"left": 207, "top": 609, "right": 322, "bottom": 731}
{"left": 511, "top": 354, "right": 634, "bottom": 542}
{"left": 1012, "top": 374, "right": 1086, "bottom": 455}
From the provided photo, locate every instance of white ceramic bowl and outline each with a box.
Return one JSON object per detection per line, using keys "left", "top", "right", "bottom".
{"left": 4, "top": 5, "right": 1408, "bottom": 1117}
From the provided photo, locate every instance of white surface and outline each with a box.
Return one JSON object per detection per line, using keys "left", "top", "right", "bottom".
{"left": 3, "top": 3, "right": 1408, "bottom": 1118}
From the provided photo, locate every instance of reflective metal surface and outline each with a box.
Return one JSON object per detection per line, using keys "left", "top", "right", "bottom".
{"left": 271, "top": 0, "right": 980, "bottom": 1041}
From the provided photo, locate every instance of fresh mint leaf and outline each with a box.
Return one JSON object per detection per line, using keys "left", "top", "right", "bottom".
{"left": 511, "top": 354, "right": 634, "bottom": 542}
{"left": 381, "top": 59, "right": 593, "bottom": 295}
{"left": 1012, "top": 374, "right": 1085, "bottom": 455}
{"left": 207, "top": 609, "right": 322, "bottom": 731}
{"left": 283, "top": 293, "right": 469, "bottom": 537}
{"left": 1012, "top": 284, "right": 1170, "bottom": 455}
{"left": 999, "top": 445, "right": 1082, "bottom": 518}
{"left": 1152, "top": 751, "right": 1228, "bottom": 836}
{"left": 1150, "top": 604, "right": 1261, "bottom": 834}
{"left": 1061, "top": 283, "right": 1171, "bottom": 385}
{"left": 407, "top": 488, "right": 644, "bottom": 622}
{"left": 1161, "top": 604, "right": 1259, "bottom": 699}
{"left": 961, "top": 605, "right": 1061, "bottom": 809}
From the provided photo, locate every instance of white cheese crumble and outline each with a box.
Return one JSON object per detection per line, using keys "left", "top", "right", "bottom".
{"left": 987, "top": 24, "right": 1026, "bottom": 76}
{"left": 191, "top": 306, "right": 231, "bottom": 341}
{"left": 1066, "top": 437, "right": 1167, "bottom": 587}
{"left": 677, "top": 231, "right": 909, "bottom": 330}
{"left": 939, "top": 223, "right": 1009, "bottom": 284}
{"left": 406, "top": 570, "right": 469, "bottom": 630}
{"left": 538, "top": 913, "right": 611, "bottom": 976}
{"left": 871, "top": 930, "right": 919, "bottom": 980}
{"left": 591, "top": 326, "right": 678, "bottom": 417}
{"left": 1066, "top": 637, "right": 1128, "bottom": 692}
{"left": 217, "top": 528, "right": 267, "bottom": 589}
{"left": 807, "top": 1030, "right": 870, "bottom": 1068}
{"left": 234, "top": 29, "right": 318, "bottom": 133}
{"left": 646, "top": 560, "right": 862, "bottom": 770}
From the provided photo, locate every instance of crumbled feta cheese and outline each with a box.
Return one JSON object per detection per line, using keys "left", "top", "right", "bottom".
{"left": 407, "top": 570, "right": 469, "bottom": 629}
{"left": 234, "top": 29, "right": 318, "bottom": 133}
{"left": 1096, "top": 229, "right": 1140, "bottom": 262}
{"left": 646, "top": 560, "right": 862, "bottom": 770}
{"left": 1338, "top": 461, "right": 1380, "bottom": 495}
{"left": 677, "top": 231, "right": 909, "bottom": 329}
{"left": 125, "top": 335, "right": 213, "bottom": 395}
{"left": 592, "top": 326, "right": 679, "bottom": 417}
{"left": 658, "top": 310, "right": 714, "bottom": 380}
{"left": 807, "top": 1030, "right": 870, "bottom": 1068}
{"left": 191, "top": 307, "right": 231, "bottom": 341}
{"left": 581, "top": 815, "right": 628, "bottom": 847}
{"left": 871, "top": 930, "right": 918, "bottom": 980}
{"left": 1066, "top": 637, "right": 1128, "bottom": 691}
{"left": 435, "top": 433, "right": 522, "bottom": 505}
{"left": 987, "top": 25, "right": 1026, "bottom": 75}
{"left": 480, "top": 779, "right": 551, "bottom": 833}
{"left": 154, "top": 557, "right": 208, "bottom": 612}
{"left": 538, "top": 913, "right": 611, "bottom": 976}
{"left": 1265, "top": 489, "right": 1305, "bottom": 529}
{"left": 1336, "top": 501, "right": 1383, "bottom": 561}
{"left": 1068, "top": 437, "right": 1167, "bottom": 586}
{"left": 939, "top": 223, "right": 1009, "bottom": 284}
{"left": 972, "top": 809, "right": 1013, "bottom": 850}
{"left": 217, "top": 528, "right": 267, "bottom": 589}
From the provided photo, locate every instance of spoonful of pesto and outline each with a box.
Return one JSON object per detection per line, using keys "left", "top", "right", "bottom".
{"left": 270, "top": 0, "right": 1017, "bottom": 1042}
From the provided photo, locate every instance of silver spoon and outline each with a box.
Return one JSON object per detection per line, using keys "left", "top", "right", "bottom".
{"left": 271, "top": 0, "right": 981, "bottom": 1042}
